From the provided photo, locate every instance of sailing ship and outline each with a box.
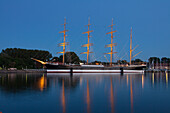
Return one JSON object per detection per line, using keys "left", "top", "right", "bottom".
{"left": 32, "top": 18, "right": 146, "bottom": 73}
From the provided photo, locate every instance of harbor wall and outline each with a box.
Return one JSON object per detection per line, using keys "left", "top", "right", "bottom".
{"left": 0, "top": 69, "right": 46, "bottom": 73}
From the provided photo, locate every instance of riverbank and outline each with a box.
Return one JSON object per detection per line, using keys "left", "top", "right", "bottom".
{"left": 0, "top": 69, "right": 169, "bottom": 74}
{"left": 0, "top": 69, "right": 46, "bottom": 73}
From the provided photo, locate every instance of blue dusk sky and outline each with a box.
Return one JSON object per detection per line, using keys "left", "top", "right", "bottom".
{"left": 0, "top": 0, "right": 170, "bottom": 62}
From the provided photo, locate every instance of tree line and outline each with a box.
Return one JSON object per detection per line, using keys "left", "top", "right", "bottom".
{"left": 0, "top": 48, "right": 81, "bottom": 69}
{"left": 0, "top": 48, "right": 169, "bottom": 69}
{"left": 148, "top": 57, "right": 170, "bottom": 64}
{"left": 0, "top": 48, "right": 52, "bottom": 69}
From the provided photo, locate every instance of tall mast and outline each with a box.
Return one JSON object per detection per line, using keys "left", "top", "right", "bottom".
{"left": 130, "top": 27, "right": 132, "bottom": 65}
{"left": 58, "top": 18, "right": 68, "bottom": 64}
{"left": 81, "top": 18, "right": 93, "bottom": 64}
{"left": 129, "top": 27, "right": 142, "bottom": 65}
{"left": 105, "top": 19, "right": 117, "bottom": 66}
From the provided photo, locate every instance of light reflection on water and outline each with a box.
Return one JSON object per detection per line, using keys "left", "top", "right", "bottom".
{"left": 0, "top": 72, "right": 170, "bottom": 113}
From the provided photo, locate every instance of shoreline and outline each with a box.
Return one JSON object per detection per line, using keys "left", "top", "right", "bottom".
{"left": 0, "top": 69, "right": 46, "bottom": 73}
{"left": 0, "top": 69, "right": 169, "bottom": 74}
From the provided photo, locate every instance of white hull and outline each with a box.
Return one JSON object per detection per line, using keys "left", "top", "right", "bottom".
{"left": 47, "top": 69, "right": 144, "bottom": 74}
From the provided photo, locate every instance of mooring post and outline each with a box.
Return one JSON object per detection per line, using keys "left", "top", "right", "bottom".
{"left": 120, "top": 67, "right": 123, "bottom": 75}
{"left": 70, "top": 67, "right": 73, "bottom": 77}
{"left": 144, "top": 68, "right": 146, "bottom": 75}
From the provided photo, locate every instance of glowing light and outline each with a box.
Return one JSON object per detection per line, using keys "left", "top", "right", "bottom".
{"left": 86, "top": 80, "right": 90, "bottom": 113}
{"left": 130, "top": 77, "right": 133, "bottom": 113}
{"left": 110, "top": 78, "right": 114, "bottom": 113}
{"left": 39, "top": 76, "right": 45, "bottom": 91}
{"left": 62, "top": 79, "right": 66, "bottom": 113}
{"left": 152, "top": 73, "right": 154, "bottom": 85}
{"left": 166, "top": 72, "right": 168, "bottom": 85}
{"left": 26, "top": 74, "right": 27, "bottom": 84}
{"left": 31, "top": 58, "right": 46, "bottom": 64}
{"left": 142, "top": 75, "right": 144, "bottom": 88}
{"left": 80, "top": 77, "right": 83, "bottom": 86}
{"left": 127, "top": 75, "right": 129, "bottom": 86}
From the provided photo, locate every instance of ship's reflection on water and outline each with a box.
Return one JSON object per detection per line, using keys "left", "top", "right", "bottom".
{"left": 0, "top": 73, "right": 48, "bottom": 93}
{"left": 0, "top": 72, "right": 170, "bottom": 113}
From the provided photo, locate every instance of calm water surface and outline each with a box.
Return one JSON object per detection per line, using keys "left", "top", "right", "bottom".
{"left": 0, "top": 73, "right": 170, "bottom": 113}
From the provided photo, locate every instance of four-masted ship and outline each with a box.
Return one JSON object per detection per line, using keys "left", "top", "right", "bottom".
{"left": 32, "top": 18, "right": 146, "bottom": 74}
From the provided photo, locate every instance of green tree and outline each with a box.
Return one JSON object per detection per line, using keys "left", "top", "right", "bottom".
{"left": 161, "top": 57, "right": 168, "bottom": 63}
{"left": 64, "top": 52, "right": 80, "bottom": 64}
{"left": 148, "top": 57, "right": 160, "bottom": 64}
{"left": 52, "top": 52, "right": 80, "bottom": 64}
{"left": 0, "top": 48, "right": 52, "bottom": 69}
{"left": 117, "top": 60, "right": 128, "bottom": 64}
{"left": 51, "top": 57, "right": 60, "bottom": 62}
